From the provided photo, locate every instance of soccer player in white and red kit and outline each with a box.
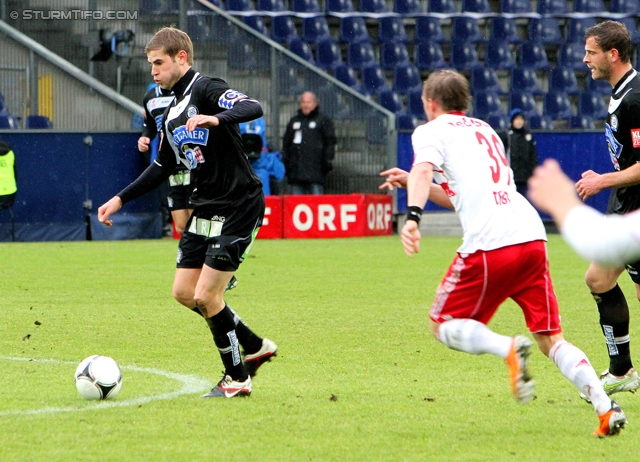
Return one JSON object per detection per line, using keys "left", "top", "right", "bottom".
{"left": 381, "top": 69, "right": 626, "bottom": 437}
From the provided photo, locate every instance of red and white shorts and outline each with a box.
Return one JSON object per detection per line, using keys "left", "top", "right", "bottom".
{"left": 430, "top": 240, "right": 561, "bottom": 335}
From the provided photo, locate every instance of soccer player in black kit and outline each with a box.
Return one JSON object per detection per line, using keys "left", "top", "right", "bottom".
{"left": 99, "top": 27, "right": 276, "bottom": 398}
{"left": 576, "top": 20, "right": 640, "bottom": 397}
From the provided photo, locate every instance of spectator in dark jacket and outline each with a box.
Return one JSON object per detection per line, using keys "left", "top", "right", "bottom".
{"left": 500, "top": 108, "right": 539, "bottom": 198}
{"left": 282, "top": 91, "right": 337, "bottom": 195}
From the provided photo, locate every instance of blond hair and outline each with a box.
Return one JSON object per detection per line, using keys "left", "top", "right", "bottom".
{"left": 145, "top": 26, "right": 193, "bottom": 66}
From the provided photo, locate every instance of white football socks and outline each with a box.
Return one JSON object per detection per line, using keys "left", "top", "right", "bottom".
{"left": 437, "top": 319, "right": 512, "bottom": 358}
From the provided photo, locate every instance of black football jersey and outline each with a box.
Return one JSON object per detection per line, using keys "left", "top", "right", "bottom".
{"left": 141, "top": 85, "right": 174, "bottom": 140}
{"left": 605, "top": 69, "right": 640, "bottom": 214}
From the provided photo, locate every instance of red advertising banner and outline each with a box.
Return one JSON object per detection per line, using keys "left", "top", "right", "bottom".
{"left": 257, "top": 195, "right": 285, "bottom": 239}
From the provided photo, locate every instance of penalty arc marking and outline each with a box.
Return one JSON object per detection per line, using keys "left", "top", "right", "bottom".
{"left": 0, "top": 356, "right": 212, "bottom": 417}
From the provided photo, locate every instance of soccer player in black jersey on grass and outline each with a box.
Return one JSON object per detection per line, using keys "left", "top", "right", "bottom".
{"left": 99, "top": 26, "right": 276, "bottom": 398}
{"left": 577, "top": 20, "right": 640, "bottom": 397}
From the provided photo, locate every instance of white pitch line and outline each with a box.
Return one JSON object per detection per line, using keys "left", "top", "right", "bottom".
{"left": 0, "top": 356, "right": 212, "bottom": 417}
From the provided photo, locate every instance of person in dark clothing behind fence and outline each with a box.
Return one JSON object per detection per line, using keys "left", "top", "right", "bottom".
{"left": 282, "top": 91, "right": 337, "bottom": 195}
{"left": 500, "top": 108, "right": 539, "bottom": 198}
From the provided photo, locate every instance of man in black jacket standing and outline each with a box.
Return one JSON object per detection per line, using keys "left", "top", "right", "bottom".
{"left": 282, "top": 91, "right": 337, "bottom": 195}
{"left": 500, "top": 108, "right": 539, "bottom": 198}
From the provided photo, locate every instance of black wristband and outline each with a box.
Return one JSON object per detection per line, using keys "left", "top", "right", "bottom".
{"left": 406, "top": 206, "right": 423, "bottom": 224}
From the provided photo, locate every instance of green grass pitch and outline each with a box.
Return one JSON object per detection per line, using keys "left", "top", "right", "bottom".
{"left": 1, "top": 235, "right": 640, "bottom": 461}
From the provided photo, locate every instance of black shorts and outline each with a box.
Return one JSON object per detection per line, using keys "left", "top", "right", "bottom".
{"left": 0, "top": 193, "right": 16, "bottom": 209}
{"left": 176, "top": 195, "right": 265, "bottom": 271}
{"left": 167, "top": 171, "right": 195, "bottom": 211}
{"left": 626, "top": 260, "right": 640, "bottom": 285}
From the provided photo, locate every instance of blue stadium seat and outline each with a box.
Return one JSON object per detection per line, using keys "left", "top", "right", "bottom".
{"left": 579, "top": 91, "right": 608, "bottom": 119}
{"left": 378, "top": 17, "right": 410, "bottom": 44}
{"left": 485, "top": 40, "right": 516, "bottom": 70}
{"left": 361, "top": 63, "right": 391, "bottom": 95}
{"left": 486, "top": 114, "right": 510, "bottom": 131}
{"left": 332, "top": 63, "right": 361, "bottom": 92}
{"left": 536, "top": 0, "right": 569, "bottom": 15}
{"left": 0, "top": 92, "right": 6, "bottom": 112}
{"left": 473, "top": 91, "right": 505, "bottom": 119}
{"left": 302, "top": 16, "right": 331, "bottom": 43}
{"left": 569, "top": 115, "right": 595, "bottom": 129}
{"left": 519, "top": 41, "right": 551, "bottom": 70}
{"left": 0, "top": 113, "right": 19, "bottom": 129}
{"left": 347, "top": 41, "right": 376, "bottom": 69}
{"left": 451, "top": 41, "right": 482, "bottom": 71}
{"left": 378, "top": 88, "right": 405, "bottom": 114}
{"left": 188, "top": 14, "right": 214, "bottom": 42}
{"left": 415, "top": 41, "right": 447, "bottom": 71}
{"left": 428, "top": 0, "right": 458, "bottom": 13}
{"left": 318, "top": 85, "right": 350, "bottom": 119}
{"left": 243, "top": 15, "right": 268, "bottom": 36}
{"left": 408, "top": 87, "right": 427, "bottom": 119}
{"left": 558, "top": 42, "right": 588, "bottom": 70}
{"left": 394, "top": 0, "right": 424, "bottom": 14}
{"left": 26, "top": 115, "right": 52, "bottom": 128}
{"left": 471, "top": 67, "right": 504, "bottom": 94}
{"left": 228, "top": 38, "right": 259, "bottom": 69}
{"left": 544, "top": 91, "right": 574, "bottom": 120}
{"left": 287, "top": 37, "right": 314, "bottom": 63}
{"left": 366, "top": 113, "right": 387, "bottom": 143}
{"left": 586, "top": 77, "right": 611, "bottom": 95}
{"left": 490, "top": 17, "right": 522, "bottom": 44}
{"left": 271, "top": 16, "right": 298, "bottom": 43}
{"left": 360, "top": 0, "right": 390, "bottom": 13}
{"left": 197, "top": 0, "right": 223, "bottom": 8}
{"left": 291, "top": 0, "right": 321, "bottom": 13}
{"left": 396, "top": 113, "right": 417, "bottom": 130}
{"left": 462, "top": 0, "right": 492, "bottom": 14}
{"left": 528, "top": 114, "right": 554, "bottom": 130}
{"left": 452, "top": 17, "right": 485, "bottom": 44}
{"left": 326, "top": 0, "right": 356, "bottom": 12}
{"left": 339, "top": 17, "right": 370, "bottom": 44}
{"left": 566, "top": 18, "right": 597, "bottom": 44}
{"left": 510, "top": 90, "right": 539, "bottom": 118}
{"left": 573, "top": 0, "right": 606, "bottom": 13}
{"left": 380, "top": 42, "right": 410, "bottom": 70}
{"left": 510, "top": 67, "right": 543, "bottom": 95}
{"left": 257, "top": 0, "right": 287, "bottom": 11}
{"left": 279, "top": 63, "right": 304, "bottom": 94}
{"left": 393, "top": 62, "right": 422, "bottom": 95}
{"left": 500, "top": 0, "right": 533, "bottom": 14}
{"left": 528, "top": 18, "right": 563, "bottom": 45}
{"left": 549, "top": 67, "right": 581, "bottom": 94}
{"left": 316, "top": 36, "right": 343, "bottom": 69}
{"left": 620, "top": 18, "right": 640, "bottom": 45}
{"left": 415, "top": 16, "right": 446, "bottom": 43}
{"left": 611, "top": 0, "right": 640, "bottom": 14}
{"left": 227, "top": 0, "right": 253, "bottom": 10}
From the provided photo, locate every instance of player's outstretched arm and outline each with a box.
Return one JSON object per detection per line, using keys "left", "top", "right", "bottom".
{"left": 98, "top": 196, "right": 122, "bottom": 227}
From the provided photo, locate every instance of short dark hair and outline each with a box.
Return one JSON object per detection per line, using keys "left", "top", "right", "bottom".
{"left": 585, "top": 20, "right": 632, "bottom": 63}
{"left": 145, "top": 26, "right": 193, "bottom": 66}
{"left": 422, "top": 69, "right": 471, "bottom": 113}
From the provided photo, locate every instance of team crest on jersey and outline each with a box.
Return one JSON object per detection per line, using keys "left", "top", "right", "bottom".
{"left": 218, "top": 90, "right": 247, "bottom": 110}
{"left": 605, "top": 123, "right": 623, "bottom": 170}
{"left": 610, "top": 115, "right": 618, "bottom": 131}
{"left": 186, "top": 105, "right": 198, "bottom": 118}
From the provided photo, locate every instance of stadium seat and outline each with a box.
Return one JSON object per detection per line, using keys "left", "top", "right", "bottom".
{"left": 408, "top": 87, "right": 427, "bottom": 119}
{"left": 536, "top": 0, "right": 569, "bottom": 15}
{"left": 326, "top": 0, "right": 356, "bottom": 12}
{"left": 347, "top": 41, "right": 376, "bottom": 69}
{"left": 586, "top": 77, "right": 611, "bottom": 95}
{"left": 257, "top": 0, "right": 287, "bottom": 11}
{"left": 291, "top": 0, "right": 321, "bottom": 13}
{"left": 287, "top": 37, "right": 314, "bottom": 64}
{"left": 558, "top": 42, "right": 588, "bottom": 70}
{"left": 620, "top": 18, "right": 640, "bottom": 45}
{"left": 318, "top": 85, "right": 350, "bottom": 119}
{"left": 393, "top": 62, "right": 422, "bottom": 95}
{"left": 378, "top": 17, "right": 410, "bottom": 44}
{"left": 428, "top": 0, "right": 458, "bottom": 13}
{"left": 485, "top": 40, "right": 516, "bottom": 70}
{"left": 611, "top": 0, "right": 640, "bottom": 14}
{"left": 415, "top": 16, "right": 446, "bottom": 43}
{"left": 243, "top": 15, "right": 269, "bottom": 36}
{"left": 227, "top": 0, "right": 254, "bottom": 10}
{"left": 451, "top": 41, "right": 482, "bottom": 71}
{"left": 528, "top": 114, "right": 554, "bottom": 130}
{"left": 579, "top": 91, "right": 608, "bottom": 119}
{"left": 0, "top": 92, "right": 6, "bottom": 112}
{"left": 510, "top": 67, "right": 543, "bottom": 95}
{"left": 569, "top": 115, "right": 595, "bottom": 130}
{"left": 461, "top": 0, "right": 492, "bottom": 14}
{"left": 279, "top": 63, "right": 304, "bottom": 94}
{"left": 332, "top": 63, "right": 361, "bottom": 92}
{"left": 339, "top": 17, "right": 370, "bottom": 44}
{"left": 545, "top": 91, "right": 574, "bottom": 120}
{"left": 366, "top": 113, "right": 387, "bottom": 143}
{"left": 361, "top": 63, "right": 391, "bottom": 95}
{"left": 486, "top": 114, "right": 510, "bottom": 131}
{"left": 198, "top": 0, "right": 223, "bottom": 8}
{"left": 378, "top": 88, "right": 405, "bottom": 114}
{"left": 566, "top": 18, "right": 597, "bottom": 44}
{"left": 471, "top": 66, "right": 504, "bottom": 94}
{"left": 0, "top": 113, "right": 19, "bottom": 129}
{"left": 415, "top": 41, "right": 447, "bottom": 71}
{"left": 528, "top": 18, "right": 563, "bottom": 45}
{"left": 549, "top": 67, "right": 581, "bottom": 95}
{"left": 500, "top": 0, "right": 533, "bottom": 14}
{"left": 519, "top": 41, "right": 551, "bottom": 70}
{"left": 316, "top": 36, "right": 344, "bottom": 69}
{"left": 396, "top": 113, "right": 417, "bottom": 130}
{"left": 271, "top": 16, "right": 298, "bottom": 43}
{"left": 394, "top": 0, "right": 424, "bottom": 14}
{"left": 490, "top": 17, "right": 522, "bottom": 44}
{"left": 360, "top": 0, "right": 390, "bottom": 13}
{"left": 228, "top": 38, "right": 259, "bottom": 69}
{"left": 473, "top": 91, "right": 505, "bottom": 119}
{"left": 380, "top": 42, "right": 411, "bottom": 70}
{"left": 188, "top": 14, "right": 213, "bottom": 42}
{"left": 302, "top": 16, "right": 331, "bottom": 43}
{"left": 573, "top": 0, "right": 606, "bottom": 13}
{"left": 452, "top": 17, "right": 485, "bottom": 44}
{"left": 510, "top": 90, "right": 539, "bottom": 118}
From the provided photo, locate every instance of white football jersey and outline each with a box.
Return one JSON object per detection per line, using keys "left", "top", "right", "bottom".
{"left": 412, "top": 113, "right": 546, "bottom": 254}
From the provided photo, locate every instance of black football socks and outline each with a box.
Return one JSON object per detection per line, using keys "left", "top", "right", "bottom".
{"left": 205, "top": 306, "right": 248, "bottom": 381}
{"left": 593, "top": 284, "right": 633, "bottom": 376}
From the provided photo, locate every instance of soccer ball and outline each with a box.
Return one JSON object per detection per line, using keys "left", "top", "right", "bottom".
{"left": 75, "top": 355, "right": 123, "bottom": 400}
